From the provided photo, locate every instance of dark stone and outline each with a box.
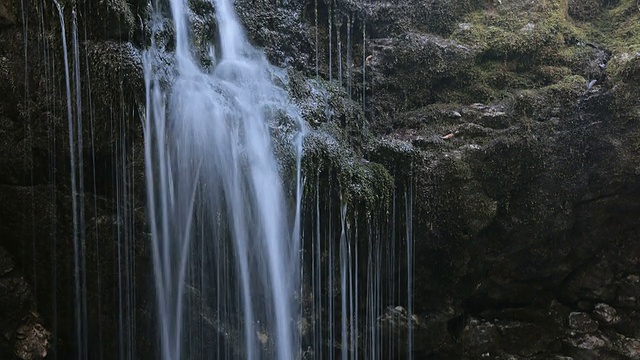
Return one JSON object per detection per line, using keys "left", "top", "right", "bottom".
{"left": 0, "top": 247, "right": 14, "bottom": 276}
{"left": 593, "top": 303, "right": 617, "bottom": 324}
{"left": 569, "top": 312, "right": 599, "bottom": 333}
{"left": 0, "top": 2, "right": 14, "bottom": 27}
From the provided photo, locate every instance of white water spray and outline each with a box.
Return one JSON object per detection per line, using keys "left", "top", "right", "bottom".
{"left": 143, "top": 0, "right": 305, "bottom": 359}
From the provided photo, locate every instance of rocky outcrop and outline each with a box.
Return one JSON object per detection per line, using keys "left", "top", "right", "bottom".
{"left": 0, "top": 247, "right": 50, "bottom": 359}
{"left": 373, "top": 88, "right": 640, "bottom": 357}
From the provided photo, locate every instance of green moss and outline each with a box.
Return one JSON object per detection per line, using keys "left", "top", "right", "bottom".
{"left": 104, "top": 0, "right": 135, "bottom": 29}
{"left": 443, "top": 1, "right": 592, "bottom": 103}
{"left": 453, "top": 2, "right": 584, "bottom": 64}
{"left": 301, "top": 131, "right": 394, "bottom": 211}
{"left": 435, "top": 82, "right": 500, "bottom": 104}
{"left": 535, "top": 65, "right": 573, "bottom": 84}
{"left": 607, "top": 52, "right": 640, "bottom": 117}
{"left": 588, "top": 0, "right": 640, "bottom": 53}
{"left": 512, "top": 74, "right": 583, "bottom": 119}
{"left": 608, "top": 52, "right": 640, "bottom": 83}
{"left": 608, "top": 52, "right": 640, "bottom": 82}
{"left": 567, "top": 0, "right": 603, "bottom": 21}
{"left": 287, "top": 70, "right": 367, "bottom": 149}
{"left": 367, "top": 138, "right": 416, "bottom": 175}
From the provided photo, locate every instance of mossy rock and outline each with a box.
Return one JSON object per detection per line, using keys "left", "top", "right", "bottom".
{"left": 568, "top": 0, "right": 606, "bottom": 21}
{"left": 588, "top": 0, "right": 640, "bottom": 53}
{"left": 188, "top": 0, "right": 218, "bottom": 56}
{"left": 512, "top": 75, "right": 584, "bottom": 120}
{"left": 86, "top": 41, "right": 144, "bottom": 151}
{"left": 406, "top": 0, "right": 486, "bottom": 35}
{"left": 235, "top": 0, "right": 313, "bottom": 69}
{"left": 366, "top": 33, "right": 476, "bottom": 120}
{"left": 441, "top": 0, "right": 594, "bottom": 104}
{"left": 430, "top": 150, "right": 499, "bottom": 241}
{"left": 287, "top": 70, "right": 367, "bottom": 150}
{"left": 535, "top": 65, "right": 573, "bottom": 84}
{"left": 87, "top": 40, "right": 144, "bottom": 105}
{"left": 366, "top": 137, "right": 416, "bottom": 176}
{"left": 302, "top": 129, "right": 393, "bottom": 209}
{"left": 606, "top": 51, "right": 639, "bottom": 117}
{"left": 608, "top": 51, "right": 640, "bottom": 82}
{"left": 453, "top": 17, "right": 569, "bottom": 65}
{"left": 72, "top": 0, "right": 148, "bottom": 43}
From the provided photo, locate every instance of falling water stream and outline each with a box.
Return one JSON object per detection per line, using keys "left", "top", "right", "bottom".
{"left": 144, "top": 0, "right": 305, "bottom": 358}
{"left": 52, "top": 2, "right": 88, "bottom": 357}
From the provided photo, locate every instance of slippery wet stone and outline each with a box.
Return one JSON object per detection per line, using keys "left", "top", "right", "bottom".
{"left": 0, "top": 246, "right": 14, "bottom": 277}
{"left": 13, "top": 321, "right": 50, "bottom": 360}
{"left": 0, "top": 2, "right": 13, "bottom": 27}
{"left": 593, "top": 303, "right": 618, "bottom": 324}
{"left": 569, "top": 312, "right": 599, "bottom": 333}
{"left": 462, "top": 319, "right": 498, "bottom": 356}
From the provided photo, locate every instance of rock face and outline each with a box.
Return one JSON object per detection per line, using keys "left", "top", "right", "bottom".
{"left": 0, "top": 0, "right": 639, "bottom": 358}
{"left": 0, "top": 248, "right": 50, "bottom": 359}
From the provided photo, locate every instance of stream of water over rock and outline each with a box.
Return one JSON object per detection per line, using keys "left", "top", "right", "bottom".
{"left": 143, "top": 0, "right": 305, "bottom": 358}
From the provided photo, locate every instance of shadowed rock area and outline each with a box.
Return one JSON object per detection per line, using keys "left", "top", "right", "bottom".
{"left": 0, "top": 0, "right": 638, "bottom": 358}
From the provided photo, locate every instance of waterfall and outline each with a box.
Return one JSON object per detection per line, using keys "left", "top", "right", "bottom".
{"left": 143, "top": 0, "right": 305, "bottom": 358}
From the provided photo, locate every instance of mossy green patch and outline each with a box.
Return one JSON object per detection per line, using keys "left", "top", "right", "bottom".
{"left": 608, "top": 52, "right": 640, "bottom": 82}
{"left": 587, "top": 0, "right": 640, "bottom": 53}
{"left": 302, "top": 130, "right": 394, "bottom": 211}
{"left": 512, "top": 74, "right": 584, "bottom": 119}
{"left": 452, "top": 0, "right": 585, "bottom": 62}
{"left": 441, "top": 1, "right": 589, "bottom": 104}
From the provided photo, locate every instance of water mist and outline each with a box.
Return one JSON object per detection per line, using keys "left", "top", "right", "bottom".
{"left": 143, "top": 0, "right": 305, "bottom": 358}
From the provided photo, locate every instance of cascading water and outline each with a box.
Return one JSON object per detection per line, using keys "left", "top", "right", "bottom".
{"left": 143, "top": 0, "right": 305, "bottom": 358}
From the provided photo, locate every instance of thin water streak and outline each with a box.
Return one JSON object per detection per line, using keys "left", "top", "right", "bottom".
{"left": 52, "top": 2, "right": 88, "bottom": 357}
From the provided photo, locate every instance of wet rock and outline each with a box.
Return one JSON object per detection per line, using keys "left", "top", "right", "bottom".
{"left": 617, "top": 295, "right": 639, "bottom": 309}
{"left": 569, "top": 312, "right": 599, "bottom": 333}
{"left": 235, "top": 0, "right": 312, "bottom": 69}
{"left": 367, "top": 33, "right": 475, "bottom": 120}
{"left": 593, "top": 303, "right": 617, "bottom": 324}
{"left": 618, "top": 275, "right": 640, "bottom": 299}
{"left": 613, "top": 309, "right": 640, "bottom": 338}
{"left": 0, "top": 246, "right": 14, "bottom": 276}
{"left": 577, "top": 300, "right": 594, "bottom": 311}
{"left": 568, "top": 0, "right": 604, "bottom": 21}
{"left": 560, "top": 257, "right": 617, "bottom": 303}
{"left": 1, "top": 0, "right": 640, "bottom": 359}
{"left": 0, "top": 2, "right": 14, "bottom": 27}
{"left": 461, "top": 318, "right": 498, "bottom": 357}
{"left": 453, "top": 122, "right": 492, "bottom": 139}
{"left": 496, "top": 319, "right": 560, "bottom": 357}
{"left": 0, "top": 245, "right": 50, "bottom": 359}
{"left": 475, "top": 109, "right": 511, "bottom": 129}
{"left": 565, "top": 333, "right": 606, "bottom": 356}
{"left": 13, "top": 320, "right": 50, "bottom": 360}
{"left": 378, "top": 305, "right": 427, "bottom": 356}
